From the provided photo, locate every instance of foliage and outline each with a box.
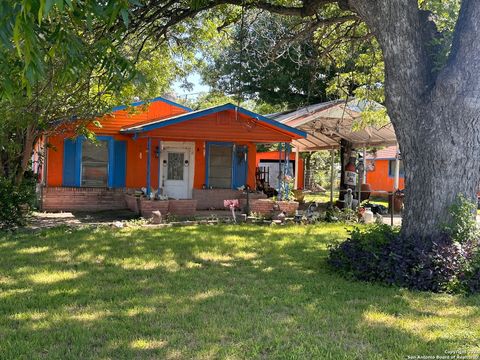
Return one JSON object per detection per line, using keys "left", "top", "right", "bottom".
{"left": 201, "top": 11, "right": 337, "bottom": 107}
{"left": 0, "top": 0, "right": 133, "bottom": 97}
{"left": 328, "top": 222, "right": 480, "bottom": 294}
{"left": 324, "top": 206, "right": 358, "bottom": 223}
{"left": 351, "top": 107, "right": 389, "bottom": 131}
{"left": 419, "top": 0, "right": 461, "bottom": 72}
{"left": 187, "top": 91, "right": 235, "bottom": 109}
{"left": 0, "top": 2, "right": 194, "bottom": 187}
{"left": 303, "top": 150, "right": 339, "bottom": 190}
{"left": 0, "top": 174, "right": 36, "bottom": 230}
{"left": 443, "top": 194, "right": 479, "bottom": 244}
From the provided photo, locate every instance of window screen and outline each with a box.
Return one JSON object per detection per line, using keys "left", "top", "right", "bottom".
{"left": 388, "top": 159, "right": 405, "bottom": 178}
{"left": 81, "top": 140, "right": 108, "bottom": 187}
{"left": 167, "top": 152, "right": 184, "bottom": 180}
{"left": 208, "top": 144, "right": 232, "bottom": 188}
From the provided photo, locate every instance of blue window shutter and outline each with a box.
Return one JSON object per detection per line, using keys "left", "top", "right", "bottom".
{"left": 233, "top": 145, "right": 248, "bottom": 188}
{"left": 63, "top": 138, "right": 78, "bottom": 186}
{"left": 112, "top": 140, "right": 127, "bottom": 188}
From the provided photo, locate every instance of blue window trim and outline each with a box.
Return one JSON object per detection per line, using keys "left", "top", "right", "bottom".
{"left": 205, "top": 141, "right": 234, "bottom": 189}
{"left": 71, "top": 135, "right": 116, "bottom": 187}
{"left": 232, "top": 144, "right": 248, "bottom": 189}
{"left": 388, "top": 159, "right": 405, "bottom": 178}
{"left": 62, "top": 138, "right": 79, "bottom": 187}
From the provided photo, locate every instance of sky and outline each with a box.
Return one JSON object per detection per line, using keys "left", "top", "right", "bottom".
{"left": 172, "top": 72, "right": 210, "bottom": 100}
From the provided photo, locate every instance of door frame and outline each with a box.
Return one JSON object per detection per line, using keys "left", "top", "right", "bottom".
{"left": 159, "top": 141, "right": 195, "bottom": 199}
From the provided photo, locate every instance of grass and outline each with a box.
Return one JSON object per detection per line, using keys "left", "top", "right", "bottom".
{"left": 304, "top": 192, "right": 389, "bottom": 209}
{"left": 1, "top": 224, "right": 479, "bottom": 359}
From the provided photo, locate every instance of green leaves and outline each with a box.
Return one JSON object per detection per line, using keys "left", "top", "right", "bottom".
{"left": 1, "top": 0, "right": 134, "bottom": 96}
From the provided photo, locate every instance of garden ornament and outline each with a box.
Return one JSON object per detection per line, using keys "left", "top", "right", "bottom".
{"left": 345, "top": 188, "right": 354, "bottom": 209}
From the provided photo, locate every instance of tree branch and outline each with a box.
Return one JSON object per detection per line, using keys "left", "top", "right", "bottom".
{"left": 348, "top": 0, "right": 433, "bottom": 124}
{"left": 443, "top": 0, "right": 480, "bottom": 92}
{"left": 250, "top": 0, "right": 335, "bottom": 17}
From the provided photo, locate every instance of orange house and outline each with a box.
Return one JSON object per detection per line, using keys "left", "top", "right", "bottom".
{"left": 255, "top": 151, "right": 304, "bottom": 189}
{"left": 40, "top": 97, "right": 306, "bottom": 212}
{"left": 366, "top": 146, "right": 404, "bottom": 193}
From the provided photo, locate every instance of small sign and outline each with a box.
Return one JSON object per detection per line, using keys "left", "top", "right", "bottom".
{"left": 345, "top": 171, "right": 357, "bottom": 186}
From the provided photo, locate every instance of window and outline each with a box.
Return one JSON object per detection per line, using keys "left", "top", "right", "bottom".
{"left": 167, "top": 152, "right": 184, "bottom": 180}
{"left": 208, "top": 144, "right": 232, "bottom": 188}
{"left": 388, "top": 159, "right": 405, "bottom": 178}
{"left": 81, "top": 140, "right": 108, "bottom": 187}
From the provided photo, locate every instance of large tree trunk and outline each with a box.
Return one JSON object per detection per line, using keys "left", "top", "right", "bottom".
{"left": 400, "top": 105, "right": 480, "bottom": 238}
{"left": 350, "top": 0, "right": 480, "bottom": 238}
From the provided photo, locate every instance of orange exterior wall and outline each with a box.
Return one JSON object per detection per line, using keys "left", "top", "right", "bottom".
{"left": 256, "top": 151, "right": 304, "bottom": 189}
{"left": 144, "top": 111, "right": 293, "bottom": 143}
{"left": 46, "top": 136, "right": 257, "bottom": 190}
{"left": 45, "top": 136, "right": 63, "bottom": 186}
{"left": 86, "top": 100, "right": 187, "bottom": 134}
{"left": 366, "top": 159, "right": 405, "bottom": 192}
{"left": 46, "top": 101, "right": 292, "bottom": 191}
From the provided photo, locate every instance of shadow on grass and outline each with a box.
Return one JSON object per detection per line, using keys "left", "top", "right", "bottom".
{"left": 0, "top": 224, "right": 479, "bottom": 359}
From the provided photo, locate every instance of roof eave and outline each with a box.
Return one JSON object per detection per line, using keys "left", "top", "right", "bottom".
{"left": 120, "top": 103, "right": 307, "bottom": 139}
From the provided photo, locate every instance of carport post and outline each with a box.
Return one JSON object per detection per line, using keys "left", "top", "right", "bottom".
{"left": 294, "top": 148, "right": 299, "bottom": 190}
{"left": 146, "top": 137, "right": 151, "bottom": 196}
{"left": 394, "top": 146, "right": 400, "bottom": 190}
{"left": 330, "top": 149, "right": 335, "bottom": 204}
{"left": 277, "top": 143, "right": 282, "bottom": 200}
{"left": 363, "top": 148, "right": 367, "bottom": 183}
{"left": 285, "top": 143, "right": 291, "bottom": 199}
{"left": 158, "top": 139, "right": 162, "bottom": 193}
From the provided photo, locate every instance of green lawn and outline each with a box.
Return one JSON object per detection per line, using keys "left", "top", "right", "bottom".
{"left": 1, "top": 224, "right": 479, "bottom": 359}
{"left": 303, "top": 193, "right": 389, "bottom": 209}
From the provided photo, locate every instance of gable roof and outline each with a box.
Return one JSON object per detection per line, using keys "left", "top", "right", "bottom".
{"left": 112, "top": 96, "right": 192, "bottom": 113}
{"left": 366, "top": 145, "right": 399, "bottom": 160}
{"left": 120, "top": 103, "right": 307, "bottom": 138}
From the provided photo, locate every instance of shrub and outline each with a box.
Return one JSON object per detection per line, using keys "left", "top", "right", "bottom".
{"left": 0, "top": 175, "right": 36, "bottom": 230}
{"left": 443, "top": 194, "right": 479, "bottom": 243}
{"left": 328, "top": 224, "right": 399, "bottom": 282}
{"left": 328, "top": 223, "right": 479, "bottom": 294}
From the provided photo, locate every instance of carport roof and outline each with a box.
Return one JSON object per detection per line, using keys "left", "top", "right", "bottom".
{"left": 268, "top": 99, "right": 397, "bottom": 150}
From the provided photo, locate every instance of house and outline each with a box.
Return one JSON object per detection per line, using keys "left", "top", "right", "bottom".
{"left": 255, "top": 151, "right": 304, "bottom": 190}
{"left": 365, "top": 145, "right": 404, "bottom": 194}
{"left": 38, "top": 97, "right": 306, "bottom": 215}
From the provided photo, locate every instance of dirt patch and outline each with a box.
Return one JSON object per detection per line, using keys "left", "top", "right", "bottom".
{"left": 28, "top": 210, "right": 139, "bottom": 230}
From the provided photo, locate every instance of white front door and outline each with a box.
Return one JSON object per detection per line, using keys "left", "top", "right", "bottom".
{"left": 161, "top": 148, "right": 190, "bottom": 199}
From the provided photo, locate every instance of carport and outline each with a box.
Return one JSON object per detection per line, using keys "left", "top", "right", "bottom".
{"left": 268, "top": 99, "right": 399, "bottom": 203}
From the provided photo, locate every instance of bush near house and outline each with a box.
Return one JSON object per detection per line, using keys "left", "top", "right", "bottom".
{"left": 328, "top": 196, "right": 480, "bottom": 294}
{"left": 0, "top": 174, "right": 36, "bottom": 230}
